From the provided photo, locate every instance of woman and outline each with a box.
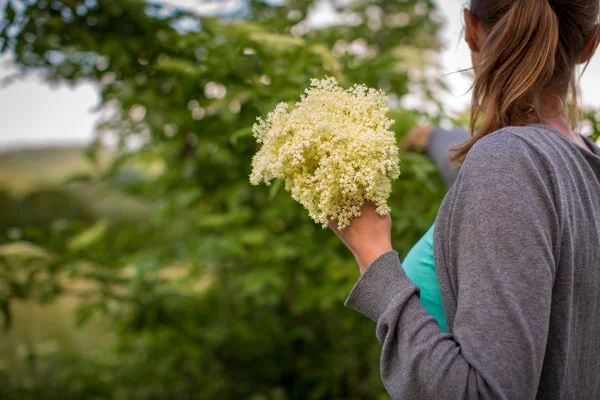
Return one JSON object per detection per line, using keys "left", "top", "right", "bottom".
{"left": 329, "top": 0, "right": 600, "bottom": 398}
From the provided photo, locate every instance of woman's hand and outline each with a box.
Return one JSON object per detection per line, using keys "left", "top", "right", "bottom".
{"left": 328, "top": 201, "right": 393, "bottom": 274}
{"left": 403, "top": 125, "right": 435, "bottom": 152}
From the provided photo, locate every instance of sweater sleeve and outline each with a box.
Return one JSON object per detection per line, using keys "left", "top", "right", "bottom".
{"left": 425, "top": 128, "right": 469, "bottom": 187}
{"left": 345, "top": 131, "right": 558, "bottom": 399}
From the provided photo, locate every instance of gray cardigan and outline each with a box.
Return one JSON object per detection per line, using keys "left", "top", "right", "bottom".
{"left": 346, "top": 125, "right": 600, "bottom": 399}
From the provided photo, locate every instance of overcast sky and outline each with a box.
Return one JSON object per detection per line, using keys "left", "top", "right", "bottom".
{"left": 1, "top": 0, "right": 599, "bottom": 150}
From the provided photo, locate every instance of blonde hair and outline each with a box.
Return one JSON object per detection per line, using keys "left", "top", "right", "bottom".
{"left": 451, "top": 0, "right": 600, "bottom": 164}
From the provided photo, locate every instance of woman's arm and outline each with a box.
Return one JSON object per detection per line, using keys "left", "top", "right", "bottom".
{"left": 334, "top": 131, "right": 557, "bottom": 399}
{"left": 425, "top": 128, "right": 469, "bottom": 187}
{"left": 403, "top": 126, "right": 469, "bottom": 188}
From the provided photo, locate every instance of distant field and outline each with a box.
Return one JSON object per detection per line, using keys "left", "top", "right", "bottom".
{"left": 0, "top": 146, "right": 150, "bottom": 221}
{"left": 0, "top": 146, "right": 148, "bottom": 370}
{"left": 0, "top": 296, "right": 117, "bottom": 374}
{"left": 0, "top": 146, "right": 111, "bottom": 196}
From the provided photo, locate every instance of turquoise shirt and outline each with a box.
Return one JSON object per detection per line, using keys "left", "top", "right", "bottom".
{"left": 402, "top": 224, "right": 447, "bottom": 332}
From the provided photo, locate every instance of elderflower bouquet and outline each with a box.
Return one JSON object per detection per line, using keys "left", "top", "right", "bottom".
{"left": 250, "top": 77, "right": 400, "bottom": 230}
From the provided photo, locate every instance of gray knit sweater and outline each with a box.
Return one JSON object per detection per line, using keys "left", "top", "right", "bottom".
{"left": 345, "top": 124, "right": 600, "bottom": 399}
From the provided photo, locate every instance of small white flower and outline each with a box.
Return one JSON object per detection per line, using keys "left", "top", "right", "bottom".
{"left": 250, "top": 77, "right": 400, "bottom": 229}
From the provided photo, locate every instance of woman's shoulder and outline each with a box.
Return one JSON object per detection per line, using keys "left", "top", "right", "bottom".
{"left": 468, "top": 124, "right": 581, "bottom": 167}
{"left": 441, "top": 126, "right": 561, "bottom": 220}
{"left": 462, "top": 126, "right": 554, "bottom": 178}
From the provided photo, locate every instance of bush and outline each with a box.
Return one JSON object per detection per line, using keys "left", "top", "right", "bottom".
{"left": 4, "top": 0, "right": 597, "bottom": 398}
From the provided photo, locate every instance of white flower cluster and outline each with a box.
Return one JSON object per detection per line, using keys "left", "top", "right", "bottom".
{"left": 250, "top": 77, "right": 400, "bottom": 230}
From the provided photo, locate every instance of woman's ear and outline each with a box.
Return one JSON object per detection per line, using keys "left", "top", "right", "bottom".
{"left": 464, "top": 9, "right": 485, "bottom": 53}
{"left": 580, "top": 24, "right": 600, "bottom": 64}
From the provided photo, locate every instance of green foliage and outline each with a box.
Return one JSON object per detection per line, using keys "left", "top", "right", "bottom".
{"left": 584, "top": 108, "right": 600, "bottom": 143}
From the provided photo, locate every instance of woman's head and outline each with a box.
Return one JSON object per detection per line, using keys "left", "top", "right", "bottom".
{"left": 451, "top": 0, "right": 600, "bottom": 163}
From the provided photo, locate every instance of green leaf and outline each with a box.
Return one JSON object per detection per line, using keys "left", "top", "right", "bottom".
{"left": 67, "top": 220, "right": 110, "bottom": 252}
{"left": 0, "top": 241, "right": 51, "bottom": 260}
{"left": 268, "top": 178, "right": 283, "bottom": 200}
{"left": 157, "top": 55, "right": 206, "bottom": 76}
{"left": 196, "top": 211, "right": 252, "bottom": 228}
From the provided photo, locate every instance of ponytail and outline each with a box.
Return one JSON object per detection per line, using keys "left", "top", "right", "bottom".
{"left": 451, "top": 0, "right": 560, "bottom": 164}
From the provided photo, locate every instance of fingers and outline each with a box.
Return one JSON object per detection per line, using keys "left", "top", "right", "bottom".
{"left": 327, "top": 220, "right": 340, "bottom": 231}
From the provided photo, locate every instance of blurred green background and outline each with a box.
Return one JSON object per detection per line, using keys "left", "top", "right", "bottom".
{"left": 0, "top": 1, "right": 599, "bottom": 399}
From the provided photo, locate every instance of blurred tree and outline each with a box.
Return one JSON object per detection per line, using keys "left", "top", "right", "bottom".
{"left": 4, "top": 0, "right": 597, "bottom": 399}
